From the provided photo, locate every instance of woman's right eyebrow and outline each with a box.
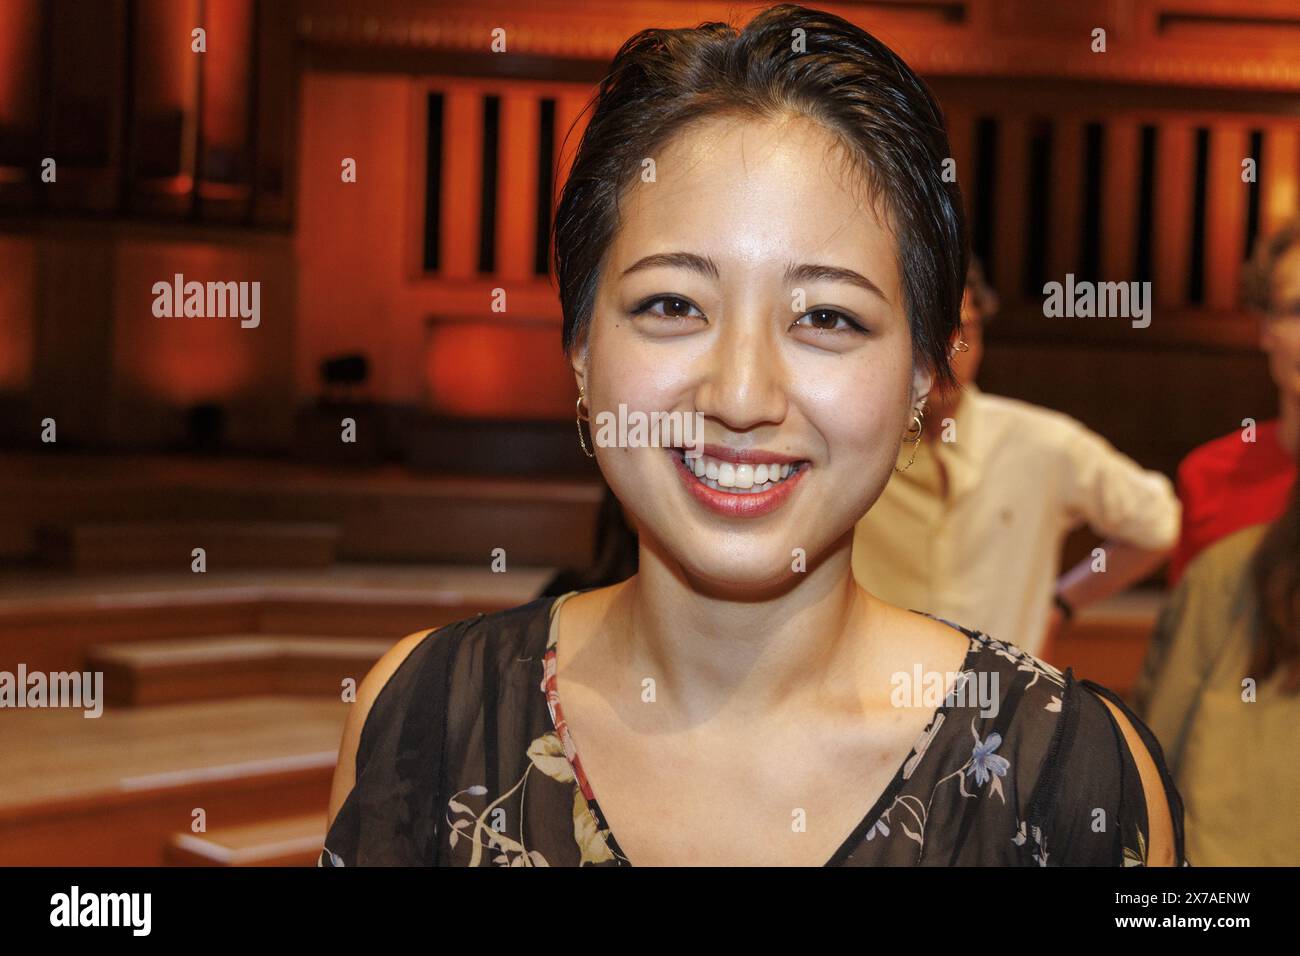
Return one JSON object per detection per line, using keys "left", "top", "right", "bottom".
{"left": 620, "top": 252, "right": 885, "bottom": 301}
{"left": 621, "top": 251, "right": 720, "bottom": 280}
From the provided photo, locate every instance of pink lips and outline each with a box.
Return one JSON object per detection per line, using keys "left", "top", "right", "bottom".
{"left": 670, "top": 447, "right": 808, "bottom": 518}
{"left": 695, "top": 443, "right": 804, "bottom": 466}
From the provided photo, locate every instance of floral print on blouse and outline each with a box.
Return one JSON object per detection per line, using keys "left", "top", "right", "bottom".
{"left": 319, "top": 594, "right": 1186, "bottom": 866}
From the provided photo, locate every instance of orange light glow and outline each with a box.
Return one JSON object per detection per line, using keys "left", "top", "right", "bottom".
{"left": 425, "top": 322, "right": 573, "bottom": 419}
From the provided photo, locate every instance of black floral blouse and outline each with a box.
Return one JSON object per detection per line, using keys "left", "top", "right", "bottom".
{"left": 320, "top": 592, "right": 1187, "bottom": 866}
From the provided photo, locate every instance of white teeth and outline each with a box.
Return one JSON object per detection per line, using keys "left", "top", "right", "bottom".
{"left": 679, "top": 451, "right": 801, "bottom": 494}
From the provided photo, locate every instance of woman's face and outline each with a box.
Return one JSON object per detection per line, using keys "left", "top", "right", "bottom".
{"left": 574, "top": 113, "right": 932, "bottom": 592}
{"left": 1263, "top": 244, "right": 1300, "bottom": 401}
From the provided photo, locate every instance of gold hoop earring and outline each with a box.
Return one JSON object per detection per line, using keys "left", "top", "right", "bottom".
{"left": 575, "top": 389, "right": 595, "bottom": 459}
{"left": 952, "top": 333, "right": 970, "bottom": 354}
{"left": 895, "top": 405, "right": 925, "bottom": 473}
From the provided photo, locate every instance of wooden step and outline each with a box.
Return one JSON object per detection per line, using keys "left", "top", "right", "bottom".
{"left": 37, "top": 520, "right": 341, "bottom": 572}
{"left": 0, "top": 452, "right": 602, "bottom": 567}
{"left": 165, "top": 813, "right": 327, "bottom": 867}
{"left": 0, "top": 695, "right": 347, "bottom": 866}
{"left": 0, "top": 562, "right": 551, "bottom": 674}
{"left": 87, "top": 634, "right": 395, "bottom": 705}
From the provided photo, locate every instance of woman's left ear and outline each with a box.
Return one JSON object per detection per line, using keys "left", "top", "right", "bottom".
{"left": 569, "top": 346, "right": 588, "bottom": 395}
{"left": 910, "top": 363, "right": 935, "bottom": 408}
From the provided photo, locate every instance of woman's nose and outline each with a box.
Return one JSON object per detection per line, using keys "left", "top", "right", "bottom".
{"left": 692, "top": 317, "right": 788, "bottom": 431}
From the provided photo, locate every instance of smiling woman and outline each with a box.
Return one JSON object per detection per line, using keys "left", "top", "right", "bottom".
{"left": 320, "top": 3, "right": 1185, "bottom": 867}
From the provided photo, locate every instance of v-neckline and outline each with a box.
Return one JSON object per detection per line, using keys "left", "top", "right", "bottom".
{"left": 541, "top": 591, "right": 980, "bottom": 867}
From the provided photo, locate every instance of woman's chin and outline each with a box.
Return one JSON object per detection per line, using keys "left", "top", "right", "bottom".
{"left": 671, "top": 553, "right": 811, "bottom": 598}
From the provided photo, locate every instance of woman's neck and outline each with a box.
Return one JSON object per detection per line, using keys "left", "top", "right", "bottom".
{"left": 606, "top": 535, "right": 877, "bottom": 724}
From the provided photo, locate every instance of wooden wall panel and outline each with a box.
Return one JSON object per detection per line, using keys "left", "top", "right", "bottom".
{"left": 1102, "top": 119, "right": 1140, "bottom": 282}
{"left": 1261, "top": 124, "right": 1300, "bottom": 238}
{"left": 251, "top": 0, "right": 299, "bottom": 226}
{"left": 197, "top": 0, "right": 256, "bottom": 220}
{"left": 0, "top": 0, "right": 42, "bottom": 180}
{"left": 1205, "top": 123, "right": 1250, "bottom": 309}
{"left": 496, "top": 90, "right": 539, "bottom": 281}
{"left": 1154, "top": 120, "right": 1195, "bottom": 309}
{"left": 1048, "top": 119, "right": 1084, "bottom": 281}
{"left": 0, "top": 235, "right": 36, "bottom": 392}
{"left": 994, "top": 115, "right": 1029, "bottom": 300}
{"left": 44, "top": 0, "right": 127, "bottom": 212}
{"left": 132, "top": 0, "right": 202, "bottom": 212}
{"left": 32, "top": 231, "right": 115, "bottom": 445}
{"left": 438, "top": 85, "right": 482, "bottom": 279}
{"left": 551, "top": 89, "right": 591, "bottom": 272}
{"left": 555, "top": 90, "right": 591, "bottom": 210}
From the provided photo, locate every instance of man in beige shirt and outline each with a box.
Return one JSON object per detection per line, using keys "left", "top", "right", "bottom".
{"left": 852, "top": 261, "right": 1180, "bottom": 656}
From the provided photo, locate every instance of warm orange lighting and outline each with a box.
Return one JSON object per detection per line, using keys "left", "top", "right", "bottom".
{"left": 115, "top": 242, "right": 271, "bottom": 405}
{"left": 426, "top": 322, "right": 572, "bottom": 419}
{"left": 0, "top": 0, "right": 40, "bottom": 129}
{"left": 200, "top": 0, "right": 253, "bottom": 183}
{"left": 136, "top": 333, "right": 257, "bottom": 404}
{"left": 0, "top": 235, "right": 35, "bottom": 390}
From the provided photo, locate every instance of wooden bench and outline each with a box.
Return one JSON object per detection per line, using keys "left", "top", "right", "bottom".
{"left": 87, "top": 634, "right": 395, "bottom": 705}
{"left": 166, "top": 813, "right": 327, "bottom": 867}
{"left": 37, "top": 520, "right": 341, "bottom": 572}
{"left": 0, "top": 696, "right": 347, "bottom": 866}
{"left": 0, "top": 452, "right": 603, "bottom": 568}
{"left": 0, "top": 562, "right": 552, "bottom": 674}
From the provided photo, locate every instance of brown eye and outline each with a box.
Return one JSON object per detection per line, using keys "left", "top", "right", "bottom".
{"left": 792, "top": 308, "right": 867, "bottom": 334}
{"left": 637, "top": 296, "right": 705, "bottom": 320}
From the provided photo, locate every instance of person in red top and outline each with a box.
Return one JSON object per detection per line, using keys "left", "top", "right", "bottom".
{"left": 1170, "top": 218, "right": 1300, "bottom": 583}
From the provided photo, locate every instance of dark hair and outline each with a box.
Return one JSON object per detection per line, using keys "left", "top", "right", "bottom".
{"left": 1250, "top": 473, "right": 1300, "bottom": 694}
{"left": 538, "top": 485, "right": 639, "bottom": 597}
{"left": 965, "top": 255, "right": 999, "bottom": 323}
{"left": 552, "top": 3, "right": 967, "bottom": 386}
{"left": 1242, "top": 215, "right": 1300, "bottom": 313}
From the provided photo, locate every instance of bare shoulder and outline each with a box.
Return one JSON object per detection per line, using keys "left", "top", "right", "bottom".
{"left": 1095, "top": 693, "right": 1178, "bottom": 866}
{"left": 550, "top": 582, "right": 626, "bottom": 655}
{"left": 326, "top": 628, "right": 437, "bottom": 828}
{"left": 871, "top": 598, "right": 975, "bottom": 674}
{"left": 887, "top": 598, "right": 973, "bottom": 650}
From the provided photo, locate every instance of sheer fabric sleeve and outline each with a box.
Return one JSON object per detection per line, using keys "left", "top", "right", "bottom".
{"left": 319, "top": 621, "right": 465, "bottom": 866}
{"left": 1025, "top": 675, "right": 1187, "bottom": 866}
